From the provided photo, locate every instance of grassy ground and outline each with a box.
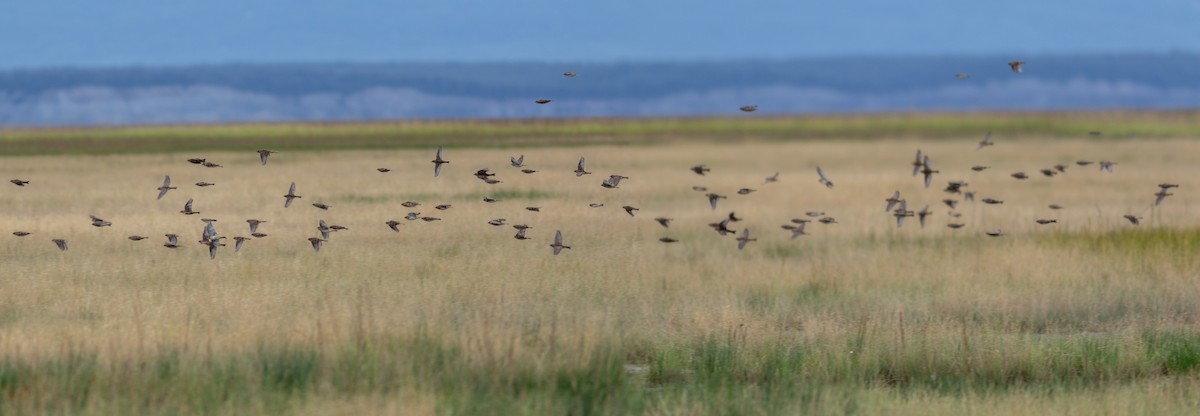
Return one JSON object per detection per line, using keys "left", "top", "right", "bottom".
{"left": 0, "top": 114, "right": 1198, "bottom": 414}
{"left": 3, "top": 110, "right": 1200, "bottom": 155}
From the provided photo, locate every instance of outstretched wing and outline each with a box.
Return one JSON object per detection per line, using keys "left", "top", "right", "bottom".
{"left": 555, "top": 230, "right": 563, "bottom": 245}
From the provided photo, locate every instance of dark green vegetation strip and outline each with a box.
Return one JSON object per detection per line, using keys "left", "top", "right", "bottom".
{"left": 3, "top": 331, "right": 1200, "bottom": 414}
{"left": 2, "top": 111, "right": 1199, "bottom": 156}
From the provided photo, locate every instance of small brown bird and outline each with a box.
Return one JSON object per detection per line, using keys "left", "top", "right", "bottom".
{"left": 916, "top": 155, "right": 936, "bottom": 189}
{"left": 308, "top": 237, "right": 325, "bottom": 252}
{"left": 944, "top": 181, "right": 967, "bottom": 195}
{"left": 588, "top": 203, "right": 604, "bottom": 208}
{"left": 474, "top": 169, "right": 496, "bottom": 179}
{"left": 692, "top": 186, "right": 708, "bottom": 192}
{"left": 1039, "top": 169, "right": 1057, "bottom": 177}
{"left": 233, "top": 236, "right": 250, "bottom": 252}
{"left": 943, "top": 199, "right": 958, "bottom": 209}
{"left": 128, "top": 235, "right": 148, "bottom": 241}
{"left": 312, "top": 202, "right": 331, "bottom": 210}
{"left": 736, "top": 229, "right": 756, "bottom": 250}
{"left": 10, "top": 179, "right": 29, "bottom": 186}
{"left": 195, "top": 182, "right": 215, "bottom": 187}
{"left": 483, "top": 197, "right": 499, "bottom": 203}
{"left": 156, "top": 176, "right": 176, "bottom": 199}
{"left": 1035, "top": 219, "right": 1057, "bottom": 225}
{"left": 435, "top": 204, "right": 452, "bottom": 210}
{"left": 1008, "top": 61, "right": 1025, "bottom": 73}
{"left": 1123, "top": 214, "right": 1141, "bottom": 225}
{"left": 659, "top": 237, "right": 678, "bottom": 243}
{"left": 601, "top": 175, "right": 629, "bottom": 189}
{"left": 893, "top": 201, "right": 914, "bottom": 228}
{"left": 257, "top": 149, "right": 276, "bottom": 165}
{"left": 317, "top": 220, "right": 333, "bottom": 239}
{"left": 246, "top": 219, "right": 267, "bottom": 233}
{"left": 284, "top": 182, "right": 301, "bottom": 208}
{"left": 819, "top": 217, "right": 838, "bottom": 224}
{"left": 250, "top": 232, "right": 268, "bottom": 238}
{"left": 1048, "top": 204, "right": 1063, "bottom": 210}
{"left": 885, "top": 191, "right": 903, "bottom": 212}
{"left": 917, "top": 205, "right": 932, "bottom": 228}
{"left": 985, "top": 229, "right": 1005, "bottom": 237}
{"left": 1054, "top": 164, "right": 1069, "bottom": 173}
{"left": 947, "top": 223, "right": 965, "bottom": 229}
{"left": 432, "top": 146, "right": 449, "bottom": 177}
{"left": 1154, "top": 189, "right": 1174, "bottom": 206}
{"left": 512, "top": 224, "right": 532, "bottom": 231}
{"left": 739, "top": 105, "right": 758, "bottom": 112}
{"left": 514, "top": 228, "right": 531, "bottom": 240}
{"left": 202, "top": 162, "right": 222, "bottom": 168}
{"left": 1076, "top": 160, "right": 1094, "bottom": 166}
{"left": 12, "top": 231, "right": 30, "bottom": 237}
{"left": 329, "top": 224, "right": 349, "bottom": 231}
{"left": 816, "top": 166, "right": 834, "bottom": 189}
{"left": 180, "top": 198, "right": 200, "bottom": 215}
{"left": 705, "top": 193, "right": 727, "bottom": 210}
{"left": 187, "top": 158, "right": 206, "bottom": 165}
{"left": 526, "top": 207, "right": 541, "bottom": 212}
{"left": 163, "top": 234, "right": 180, "bottom": 248}
{"left": 52, "top": 239, "right": 68, "bottom": 251}
{"left": 805, "top": 211, "right": 825, "bottom": 218}
{"left": 1099, "top": 161, "right": 1117, "bottom": 173}
{"left": 89, "top": 215, "right": 112, "bottom": 227}
{"left": 691, "top": 165, "right": 711, "bottom": 176}
{"left": 386, "top": 220, "right": 402, "bottom": 232}
{"left": 982, "top": 198, "right": 1003, "bottom": 205}
{"left": 377, "top": 168, "right": 391, "bottom": 173}
{"left": 535, "top": 99, "right": 552, "bottom": 104}
{"left": 727, "top": 212, "right": 742, "bottom": 222}
{"left": 481, "top": 178, "right": 503, "bottom": 185}
{"left": 488, "top": 218, "right": 506, "bottom": 226}
{"left": 977, "top": 131, "right": 994, "bottom": 150}
{"left": 709, "top": 218, "right": 734, "bottom": 236}
{"left": 405, "top": 212, "right": 421, "bottom": 221}
{"left": 1011, "top": 172, "right": 1029, "bottom": 180}
{"left": 420, "top": 217, "right": 441, "bottom": 222}
{"left": 911, "top": 149, "right": 924, "bottom": 176}
{"left": 401, "top": 201, "right": 420, "bottom": 208}
{"left": 574, "top": 157, "right": 592, "bottom": 176}
{"left": 550, "top": 230, "right": 571, "bottom": 255}
{"left": 971, "top": 165, "right": 989, "bottom": 172}
{"left": 622, "top": 205, "right": 639, "bottom": 216}
{"left": 789, "top": 222, "right": 808, "bottom": 240}
{"left": 563, "top": 72, "right": 576, "bottom": 77}
{"left": 737, "top": 188, "right": 755, "bottom": 195}
{"left": 521, "top": 169, "right": 537, "bottom": 174}
{"left": 654, "top": 217, "right": 672, "bottom": 228}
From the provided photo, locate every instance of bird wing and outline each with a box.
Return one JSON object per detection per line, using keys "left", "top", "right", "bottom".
{"left": 434, "top": 163, "right": 443, "bottom": 177}
{"left": 555, "top": 230, "right": 563, "bottom": 245}
{"left": 436, "top": 146, "right": 443, "bottom": 160}
{"left": 184, "top": 198, "right": 193, "bottom": 211}
{"left": 816, "top": 166, "right": 828, "bottom": 181}
{"left": 289, "top": 182, "right": 296, "bottom": 194}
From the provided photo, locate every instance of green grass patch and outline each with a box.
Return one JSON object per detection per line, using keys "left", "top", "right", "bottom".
{"left": 3, "top": 111, "right": 1199, "bottom": 156}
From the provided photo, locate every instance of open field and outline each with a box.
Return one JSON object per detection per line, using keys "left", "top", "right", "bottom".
{"left": 1, "top": 115, "right": 1198, "bottom": 414}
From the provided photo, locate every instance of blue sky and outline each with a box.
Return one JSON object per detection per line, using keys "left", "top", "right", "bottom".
{"left": 2, "top": 0, "right": 1198, "bottom": 69}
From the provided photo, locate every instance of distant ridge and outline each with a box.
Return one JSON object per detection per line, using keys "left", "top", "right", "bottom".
{"left": 2, "top": 53, "right": 1199, "bottom": 126}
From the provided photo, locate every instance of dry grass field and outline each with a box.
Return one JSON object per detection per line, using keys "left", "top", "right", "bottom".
{"left": 1, "top": 114, "right": 1199, "bottom": 414}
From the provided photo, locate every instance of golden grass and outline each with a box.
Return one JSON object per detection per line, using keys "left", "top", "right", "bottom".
{"left": 0, "top": 133, "right": 1197, "bottom": 414}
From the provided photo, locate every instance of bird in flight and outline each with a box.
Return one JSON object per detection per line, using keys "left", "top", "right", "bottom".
{"left": 1008, "top": 61, "right": 1025, "bottom": 73}
{"left": 550, "top": 230, "right": 571, "bottom": 255}
{"left": 739, "top": 105, "right": 758, "bottom": 112}
{"left": 52, "top": 239, "right": 68, "bottom": 251}
{"left": 180, "top": 198, "right": 200, "bottom": 215}
{"left": 816, "top": 166, "right": 833, "bottom": 189}
{"left": 977, "top": 131, "right": 994, "bottom": 150}
{"left": 284, "top": 182, "right": 301, "bottom": 208}
{"left": 574, "top": 157, "right": 592, "bottom": 176}
{"left": 257, "top": 149, "right": 276, "bottom": 165}
{"left": 432, "top": 147, "right": 449, "bottom": 177}
{"left": 736, "top": 229, "right": 757, "bottom": 250}
{"left": 157, "top": 176, "right": 176, "bottom": 200}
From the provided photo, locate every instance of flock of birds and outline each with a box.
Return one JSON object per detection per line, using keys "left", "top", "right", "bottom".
{"left": 5, "top": 61, "right": 1181, "bottom": 258}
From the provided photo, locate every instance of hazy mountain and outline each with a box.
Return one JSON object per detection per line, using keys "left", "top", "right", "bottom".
{"left": 2, "top": 54, "right": 1200, "bottom": 126}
